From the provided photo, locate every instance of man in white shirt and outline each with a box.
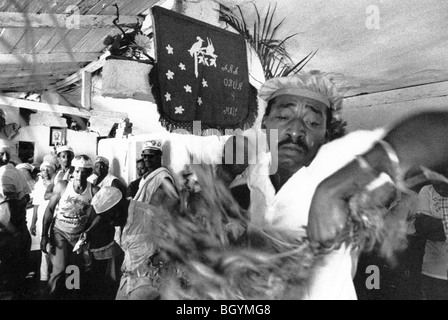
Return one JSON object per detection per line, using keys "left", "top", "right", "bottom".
{"left": 244, "top": 73, "right": 385, "bottom": 300}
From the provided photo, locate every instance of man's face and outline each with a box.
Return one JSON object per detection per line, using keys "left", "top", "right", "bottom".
{"left": 93, "top": 161, "right": 108, "bottom": 178}
{"left": 72, "top": 167, "right": 91, "bottom": 185}
{"left": 142, "top": 149, "right": 162, "bottom": 171}
{"left": 136, "top": 161, "right": 148, "bottom": 177}
{"left": 0, "top": 151, "right": 9, "bottom": 166}
{"left": 58, "top": 151, "right": 73, "bottom": 169}
{"left": 263, "top": 94, "right": 328, "bottom": 173}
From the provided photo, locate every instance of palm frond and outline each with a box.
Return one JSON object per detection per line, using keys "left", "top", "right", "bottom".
{"left": 219, "top": 3, "right": 315, "bottom": 80}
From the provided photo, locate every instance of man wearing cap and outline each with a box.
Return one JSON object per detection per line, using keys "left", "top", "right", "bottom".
{"left": 44, "top": 145, "right": 74, "bottom": 200}
{"left": 134, "top": 140, "right": 178, "bottom": 206}
{"left": 116, "top": 140, "right": 178, "bottom": 300}
{"left": 41, "top": 155, "right": 99, "bottom": 298}
{"left": 238, "top": 73, "right": 388, "bottom": 300}
{"left": 90, "top": 155, "right": 127, "bottom": 242}
{"left": 89, "top": 155, "right": 127, "bottom": 212}
{"left": 0, "top": 140, "right": 32, "bottom": 298}
{"left": 54, "top": 145, "right": 74, "bottom": 183}
{"left": 84, "top": 156, "right": 126, "bottom": 299}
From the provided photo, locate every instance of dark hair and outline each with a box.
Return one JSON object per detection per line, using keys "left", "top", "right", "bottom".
{"left": 136, "top": 159, "right": 145, "bottom": 165}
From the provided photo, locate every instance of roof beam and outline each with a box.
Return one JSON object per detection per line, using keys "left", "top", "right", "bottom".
{"left": 0, "top": 12, "right": 140, "bottom": 29}
{"left": 0, "top": 53, "right": 101, "bottom": 64}
{"left": 0, "top": 69, "right": 77, "bottom": 78}
{"left": 0, "top": 95, "right": 90, "bottom": 117}
{"left": 81, "top": 71, "right": 92, "bottom": 110}
{"left": 50, "top": 52, "right": 110, "bottom": 91}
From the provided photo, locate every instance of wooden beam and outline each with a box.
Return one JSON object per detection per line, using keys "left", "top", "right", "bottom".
{"left": 81, "top": 71, "right": 92, "bottom": 110}
{"left": 0, "top": 69, "right": 77, "bottom": 78}
{"left": 0, "top": 53, "right": 102, "bottom": 64}
{"left": 344, "top": 80, "right": 448, "bottom": 109}
{"left": 0, "top": 95, "right": 90, "bottom": 117}
{"left": 0, "top": 12, "right": 140, "bottom": 29}
{"left": 0, "top": 80, "right": 59, "bottom": 90}
{"left": 50, "top": 52, "right": 110, "bottom": 91}
{"left": 0, "top": 78, "right": 61, "bottom": 88}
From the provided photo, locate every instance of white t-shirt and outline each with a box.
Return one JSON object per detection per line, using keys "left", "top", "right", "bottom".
{"left": 417, "top": 185, "right": 448, "bottom": 280}
{"left": 247, "top": 129, "right": 386, "bottom": 300}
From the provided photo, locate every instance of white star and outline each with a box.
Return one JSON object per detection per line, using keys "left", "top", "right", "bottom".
{"left": 175, "top": 106, "right": 185, "bottom": 114}
{"left": 179, "top": 63, "right": 186, "bottom": 70}
{"left": 165, "top": 93, "right": 171, "bottom": 101}
{"left": 202, "top": 79, "right": 208, "bottom": 87}
{"left": 166, "top": 45, "right": 174, "bottom": 54}
{"left": 184, "top": 85, "right": 192, "bottom": 93}
{"left": 166, "top": 70, "right": 174, "bottom": 80}
{"left": 197, "top": 97, "right": 203, "bottom": 106}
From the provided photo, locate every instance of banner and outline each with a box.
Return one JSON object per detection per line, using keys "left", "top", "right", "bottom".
{"left": 150, "top": 6, "right": 258, "bottom": 132}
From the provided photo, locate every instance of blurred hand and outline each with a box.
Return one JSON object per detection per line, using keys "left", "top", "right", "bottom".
{"left": 307, "top": 184, "right": 349, "bottom": 248}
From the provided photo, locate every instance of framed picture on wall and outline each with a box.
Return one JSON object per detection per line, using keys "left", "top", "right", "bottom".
{"left": 49, "top": 127, "right": 67, "bottom": 146}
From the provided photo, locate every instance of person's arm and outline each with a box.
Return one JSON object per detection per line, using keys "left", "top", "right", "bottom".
{"left": 44, "top": 181, "right": 54, "bottom": 201}
{"left": 40, "top": 181, "right": 66, "bottom": 254}
{"left": 30, "top": 205, "right": 39, "bottom": 236}
{"left": 308, "top": 111, "right": 448, "bottom": 246}
{"left": 150, "top": 178, "right": 179, "bottom": 212}
{"left": 111, "top": 179, "right": 126, "bottom": 197}
{"left": 83, "top": 206, "right": 103, "bottom": 242}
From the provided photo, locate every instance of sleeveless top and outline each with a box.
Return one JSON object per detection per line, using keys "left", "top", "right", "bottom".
{"left": 54, "top": 180, "right": 93, "bottom": 235}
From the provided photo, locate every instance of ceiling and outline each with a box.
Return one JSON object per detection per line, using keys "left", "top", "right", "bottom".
{"left": 1, "top": 0, "right": 447, "bottom": 100}
{"left": 0, "top": 0, "right": 160, "bottom": 94}
{"left": 227, "top": 0, "right": 448, "bottom": 97}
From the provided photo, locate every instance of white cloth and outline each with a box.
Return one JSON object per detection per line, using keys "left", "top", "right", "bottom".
{"left": 134, "top": 167, "right": 177, "bottom": 203}
{"left": 29, "top": 177, "right": 51, "bottom": 250}
{"left": 97, "top": 173, "right": 119, "bottom": 189}
{"left": 247, "top": 129, "right": 385, "bottom": 300}
{"left": 0, "top": 163, "right": 31, "bottom": 203}
{"left": 417, "top": 185, "right": 448, "bottom": 280}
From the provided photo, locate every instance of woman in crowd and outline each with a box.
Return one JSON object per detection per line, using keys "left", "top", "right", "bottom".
{"left": 30, "top": 160, "right": 57, "bottom": 287}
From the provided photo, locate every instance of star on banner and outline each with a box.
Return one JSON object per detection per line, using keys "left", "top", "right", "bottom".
{"left": 184, "top": 85, "right": 192, "bottom": 93}
{"left": 175, "top": 106, "right": 185, "bottom": 114}
{"left": 166, "top": 70, "right": 174, "bottom": 80}
{"left": 202, "top": 79, "right": 208, "bottom": 87}
{"left": 197, "top": 97, "right": 203, "bottom": 106}
{"left": 179, "top": 63, "right": 186, "bottom": 70}
{"left": 166, "top": 44, "right": 174, "bottom": 54}
{"left": 165, "top": 93, "right": 171, "bottom": 101}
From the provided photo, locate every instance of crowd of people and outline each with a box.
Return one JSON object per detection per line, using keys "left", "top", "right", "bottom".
{"left": 1, "top": 72, "right": 448, "bottom": 300}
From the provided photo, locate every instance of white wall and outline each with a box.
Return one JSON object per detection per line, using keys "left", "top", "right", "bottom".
{"left": 14, "top": 125, "right": 99, "bottom": 164}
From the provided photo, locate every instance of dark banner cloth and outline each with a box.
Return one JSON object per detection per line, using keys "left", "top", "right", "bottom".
{"left": 150, "top": 6, "right": 258, "bottom": 132}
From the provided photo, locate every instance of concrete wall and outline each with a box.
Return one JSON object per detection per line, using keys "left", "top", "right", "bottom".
{"left": 13, "top": 125, "right": 99, "bottom": 164}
